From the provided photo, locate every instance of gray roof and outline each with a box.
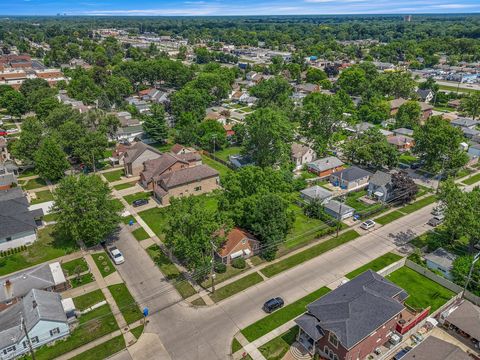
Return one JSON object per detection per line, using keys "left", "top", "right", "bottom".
{"left": 445, "top": 301, "right": 480, "bottom": 340}
{"left": 0, "top": 289, "right": 67, "bottom": 349}
{"left": 369, "top": 171, "right": 392, "bottom": 187}
{"left": 324, "top": 200, "right": 355, "bottom": 216}
{"left": 451, "top": 117, "right": 479, "bottom": 128}
{"left": 424, "top": 247, "right": 456, "bottom": 269}
{"left": 0, "top": 188, "right": 43, "bottom": 239}
{"left": 331, "top": 166, "right": 372, "bottom": 182}
{"left": 307, "top": 157, "right": 344, "bottom": 173}
{"left": 295, "top": 314, "right": 325, "bottom": 341}
{"left": 303, "top": 270, "right": 407, "bottom": 349}
{"left": 157, "top": 165, "right": 219, "bottom": 190}
{"left": 123, "top": 142, "right": 162, "bottom": 165}
{"left": 416, "top": 89, "right": 433, "bottom": 101}
{"left": 300, "top": 186, "right": 333, "bottom": 201}
{"left": 393, "top": 128, "right": 414, "bottom": 137}
{"left": 291, "top": 143, "right": 312, "bottom": 158}
{"left": 402, "top": 336, "right": 470, "bottom": 360}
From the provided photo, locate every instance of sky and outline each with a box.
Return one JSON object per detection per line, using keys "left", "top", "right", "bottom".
{"left": 1, "top": 0, "right": 480, "bottom": 16}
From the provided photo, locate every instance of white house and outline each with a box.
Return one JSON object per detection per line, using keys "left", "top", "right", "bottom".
{"left": 0, "top": 289, "right": 70, "bottom": 360}
{"left": 291, "top": 143, "right": 316, "bottom": 171}
{"left": 424, "top": 248, "right": 457, "bottom": 280}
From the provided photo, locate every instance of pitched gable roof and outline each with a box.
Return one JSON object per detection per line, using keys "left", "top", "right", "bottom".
{"left": 157, "top": 165, "right": 219, "bottom": 190}
{"left": 218, "top": 228, "right": 258, "bottom": 257}
{"left": 370, "top": 171, "right": 392, "bottom": 187}
{"left": 123, "top": 142, "right": 162, "bottom": 165}
{"left": 143, "top": 153, "right": 188, "bottom": 183}
{"left": 331, "top": 166, "right": 372, "bottom": 182}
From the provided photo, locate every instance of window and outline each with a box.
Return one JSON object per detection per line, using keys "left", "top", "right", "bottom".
{"left": 333, "top": 355, "right": 339, "bottom": 360}
{"left": 328, "top": 332, "right": 339, "bottom": 348}
{"left": 6, "top": 237, "right": 12, "bottom": 242}
{"left": 31, "top": 336, "right": 39, "bottom": 344}
{"left": 194, "top": 186, "right": 202, "bottom": 191}
{"left": 3, "top": 346, "right": 16, "bottom": 354}
{"left": 50, "top": 327, "right": 60, "bottom": 336}
{"left": 22, "top": 341, "right": 27, "bottom": 349}
{"left": 242, "top": 239, "right": 246, "bottom": 244}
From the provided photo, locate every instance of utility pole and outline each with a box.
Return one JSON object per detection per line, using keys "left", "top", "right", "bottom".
{"left": 461, "top": 252, "right": 480, "bottom": 299}
{"left": 210, "top": 240, "right": 216, "bottom": 294}
{"left": 336, "top": 173, "right": 344, "bottom": 238}
{"left": 21, "top": 317, "right": 36, "bottom": 360}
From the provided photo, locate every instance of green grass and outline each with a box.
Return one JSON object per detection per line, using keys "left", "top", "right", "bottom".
{"left": 210, "top": 272, "right": 264, "bottom": 303}
{"left": 124, "top": 191, "right": 152, "bottom": 204}
{"left": 232, "top": 338, "right": 243, "bottom": 354}
{"left": 73, "top": 289, "right": 106, "bottom": 311}
{"left": 103, "top": 149, "right": 114, "bottom": 159}
{"left": 70, "top": 335, "right": 125, "bottom": 360}
{"left": 387, "top": 267, "right": 455, "bottom": 312}
{"left": 0, "top": 226, "right": 77, "bottom": 276}
{"left": 261, "top": 230, "right": 360, "bottom": 278}
{"left": 18, "top": 168, "right": 36, "bottom": 178}
{"left": 191, "top": 297, "right": 206, "bottom": 306}
{"left": 132, "top": 227, "right": 150, "bottom": 241}
{"left": 103, "top": 169, "right": 125, "bottom": 182}
{"left": 108, "top": 283, "right": 143, "bottom": 324}
{"left": 375, "top": 210, "right": 405, "bottom": 225}
{"left": 42, "top": 212, "right": 58, "bottom": 222}
{"left": 22, "top": 177, "right": 47, "bottom": 190}
{"left": 113, "top": 181, "right": 137, "bottom": 190}
{"left": 400, "top": 195, "right": 437, "bottom": 214}
{"left": 62, "top": 257, "right": 89, "bottom": 276}
{"left": 462, "top": 172, "right": 480, "bottom": 185}
{"left": 259, "top": 327, "right": 298, "bottom": 360}
{"left": 30, "top": 190, "right": 54, "bottom": 204}
{"left": 399, "top": 153, "right": 418, "bottom": 165}
{"left": 130, "top": 325, "right": 144, "bottom": 340}
{"left": 201, "top": 265, "right": 247, "bottom": 288}
{"left": 146, "top": 245, "right": 197, "bottom": 299}
{"left": 122, "top": 215, "right": 136, "bottom": 225}
{"left": 91, "top": 252, "right": 116, "bottom": 278}
{"left": 345, "top": 252, "right": 402, "bottom": 279}
{"left": 70, "top": 273, "right": 95, "bottom": 288}
{"left": 285, "top": 204, "right": 329, "bottom": 249}
{"left": 241, "top": 287, "right": 330, "bottom": 342}
{"left": 438, "top": 84, "right": 479, "bottom": 94}
{"left": 201, "top": 155, "right": 232, "bottom": 179}
{"left": 151, "top": 142, "right": 173, "bottom": 152}
{"left": 213, "top": 146, "right": 242, "bottom": 162}
{"left": 138, "top": 207, "right": 169, "bottom": 238}
{"left": 33, "top": 305, "right": 119, "bottom": 360}
{"left": 109, "top": 198, "right": 125, "bottom": 211}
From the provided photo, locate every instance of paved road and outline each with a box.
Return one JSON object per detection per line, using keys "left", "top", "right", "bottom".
{"left": 111, "top": 201, "right": 436, "bottom": 360}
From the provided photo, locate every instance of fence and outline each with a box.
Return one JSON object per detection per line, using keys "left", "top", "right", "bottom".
{"left": 378, "top": 258, "right": 407, "bottom": 277}
{"left": 201, "top": 150, "right": 236, "bottom": 170}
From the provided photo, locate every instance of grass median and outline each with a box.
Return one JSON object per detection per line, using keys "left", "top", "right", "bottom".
{"left": 375, "top": 210, "right": 405, "bottom": 225}
{"left": 400, "top": 195, "right": 437, "bottom": 214}
{"left": 463, "top": 173, "right": 480, "bottom": 186}
{"left": 241, "top": 286, "right": 330, "bottom": 342}
{"left": 345, "top": 252, "right": 402, "bottom": 279}
{"left": 108, "top": 283, "right": 143, "bottom": 324}
{"left": 261, "top": 230, "right": 360, "bottom": 278}
{"left": 210, "top": 272, "right": 263, "bottom": 303}
{"left": 70, "top": 335, "right": 125, "bottom": 360}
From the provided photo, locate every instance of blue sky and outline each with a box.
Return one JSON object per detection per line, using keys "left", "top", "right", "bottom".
{"left": 2, "top": 0, "right": 480, "bottom": 16}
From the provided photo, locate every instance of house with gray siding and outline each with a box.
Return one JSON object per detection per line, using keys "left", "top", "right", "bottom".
{"left": 300, "top": 186, "right": 333, "bottom": 205}
{"left": 123, "top": 142, "right": 163, "bottom": 177}
{"left": 367, "top": 171, "right": 393, "bottom": 202}
{"left": 424, "top": 247, "right": 457, "bottom": 280}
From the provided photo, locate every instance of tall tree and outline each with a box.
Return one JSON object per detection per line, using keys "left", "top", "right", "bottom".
{"left": 395, "top": 101, "right": 421, "bottom": 129}
{"left": 249, "top": 77, "right": 293, "bottom": 110}
{"left": 142, "top": 104, "right": 168, "bottom": 143}
{"left": 197, "top": 119, "right": 227, "bottom": 152}
{"left": 0, "top": 91, "right": 27, "bottom": 118}
{"left": 9, "top": 117, "right": 43, "bottom": 163}
{"left": 34, "top": 138, "right": 70, "bottom": 181}
{"left": 53, "top": 175, "right": 122, "bottom": 247}
{"left": 460, "top": 92, "right": 480, "bottom": 120}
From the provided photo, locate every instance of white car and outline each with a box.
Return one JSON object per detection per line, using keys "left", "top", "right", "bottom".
{"left": 360, "top": 219, "right": 376, "bottom": 230}
{"left": 108, "top": 246, "right": 125, "bottom": 265}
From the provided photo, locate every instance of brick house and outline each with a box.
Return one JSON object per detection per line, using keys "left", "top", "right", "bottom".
{"left": 306, "top": 157, "right": 344, "bottom": 178}
{"left": 216, "top": 228, "right": 260, "bottom": 265}
{"left": 329, "top": 166, "right": 372, "bottom": 190}
{"left": 389, "top": 98, "right": 433, "bottom": 122}
{"left": 295, "top": 270, "right": 408, "bottom": 360}
{"left": 123, "top": 142, "right": 163, "bottom": 177}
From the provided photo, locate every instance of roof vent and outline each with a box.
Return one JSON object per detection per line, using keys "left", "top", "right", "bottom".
{"left": 32, "top": 300, "right": 37, "bottom": 309}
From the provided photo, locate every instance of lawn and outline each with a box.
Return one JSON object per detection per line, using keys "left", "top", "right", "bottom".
{"left": 0, "top": 226, "right": 77, "bottom": 276}
{"left": 73, "top": 289, "right": 106, "bottom": 311}
{"left": 400, "top": 195, "right": 437, "bottom": 214}
{"left": 232, "top": 338, "right": 243, "bottom": 354}
{"left": 138, "top": 207, "right": 169, "bottom": 238}
{"left": 123, "top": 191, "right": 152, "bottom": 204}
{"left": 241, "top": 287, "right": 330, "bottom": 342}
{"left": 33, "top": 305, "right": 119, "bottom": 360}
{"left": 103, "top": 169, "right": 125, "bottom": 182}
{"left": 108, "top": 283, "right": 143, "bottom": 324}
{"left": 102, "top": 149, "right": 114, "bottom": 159}
{"left": 42, "top": 212, "right": 58, "bottom": 222}
{"left": 151, "top": 142, "right": 173, "bottom": 152}
{"left": 438, "top": 84, "right": 479, "bottom": 94}
{"left": 113, "top": 181, "right": 137, "bottom": 190}
{"left": 387, "top": 267, "right": 455, "bottom": 312}
{"left": 345, "top": 252, "right": 402, "bottom": 279}
{"left": 399, "top": 153, "right": 418, "bottom": 165}
{"left": 146, "top": 245, "right": 197, "bottom": 299}
{"left": 201, "top": 155, "right": 232, "bottom": 179}
{"left": 130, "top": 325, "right": 144, "bottom": 340}
{"left": 259, "top": 327, "right": 298, "bottom": 360}
{"left": 91, "top": 252, "right": 116, "bottom": 278}
{"left": 18, "top": 168, "right": 36, "bottom": 178}
{"left": 213, "top": 146, "right": 242, "bottom": 162}
{"left": 22, "top": 177, "right": 47, "bottom": 190}
{"left": 70, "top": 335, "right": 125, "bottom": 360}
{"left": 30, "top": 190, "right": 54, "bottom": 204}
{"left": 201, "top": 265, "right": 247, "bottom": 289}
{"left": 375, "top": 210, "right": 405, "bottom": 225}
{"left": 69, "top": 273, "right": 95, "bottom": 288}
{"left": 284, "top": 204, "right": 330, "bottom": 249}
{"left": 210, "top": 272, "right": 264, "bottom": 303}
{"left": 261, "top": 230, "right": 360, "bottom": 278}
{"left": 61, "top": 257, "right": 89, "bottom": 277}
{"left": 122, "top": 215, "right": 136, "bottom": 225}
{"left": 462, "top": 172, "right": 480, "bottom": 186}
{"left": 132, "top": 227, "right": 150, "bottom": 241}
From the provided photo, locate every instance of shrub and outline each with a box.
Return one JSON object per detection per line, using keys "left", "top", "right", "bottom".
{"left": 214, "top": 262, "right": 227, "bottom": 273}
{"left": 231, "top": 258, "right": 246, "bottom": 269}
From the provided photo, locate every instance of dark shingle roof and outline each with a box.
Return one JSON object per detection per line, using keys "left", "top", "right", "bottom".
{"left": 402, "top": 336, "right": 470, "bottom": 360}
{"left": 157, "top": 165, "right": 219, "bottom": 189}
{"left": 369, "top": 171, "right": 392, "bottom": 187}
{"left": 304, "top": 270, "right": 406, "bottom": 349}
{"left": 331, "top": 166, "right": 372, "bottom": 182}
{"left": 123, "top": 142, "right": 162, "bottom": 165}
{"left": 445, "top": 301, "right": 480, "bottom": 341}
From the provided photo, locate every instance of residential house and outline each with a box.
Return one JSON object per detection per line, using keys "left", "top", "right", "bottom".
{"left": 440, "top": 300, "right": 480, "bottom": 347}
{"left": 0, "top": 188, "right": 43, "bottom": 252}
{"left": 140, "top": 88, "right": 169, "bottom": 104}
{"left": 229, "top": 154, "right": 254, "bottom": 169}
{"left": 424, "top": 248, "right": 457, "bottom": 280}
{"left": 295, "top": 270, "right": 408, "bottom": 359}
{"left": 451, "top": 117, "right": 479, "bottom": 129}
{"left": 416, "top": 89, "right": 434, "bottom": 103}
{"left": 367, "top": 171, "right": 393, "bottom": 202}
{"left": 461, "top": 127, "right": 480, "bottom": 140}
{"left": 0, "top": 262, "right": 67, "bottom": 311}
{"left": 389, "top": 98, "right": 433, "bottom": 122}
{"left": 468, "top": 143, "right": 480, "bottom": 158}
{"left": 306, "top": 157, "right": 344, "bottom": 178}
{"left": 402, "top": 336, "right": 469, "bottom": 360}
{"left": 295, "top": 83, "right": 320, "bottom": 95}
{"left": 392, "top": 128, "right": 414, "bottom": 137}
{"left": 323, "top": 200, "right": 355, "bottom": 220}
{"left": 0, "top": 162, "right": 18, "bottom": 190}
{"left": 223, "top": 124, "right": 235, "bottom": 141}
{"left": 170, "top": 144, "right": 196, "bottom": 156}
{"left": 123, "top": 142, "right": 163, "bottom": 177}
{"left": 346, "top": 122, "right": 375, "bottom": 134}
{"left": 387, "top": 135, "right": 414, "bottom": 152}
{"left": 291, "top": 143, "right": 316, "bottom": 171}
{"left": 112, "top": 112, "right": 145, "bottom": 142}
{"left": 152, "top": 164, "right": 220, "bottom": 206}
{"left": 108, "top": 143, "right": 132, "bottom": 165}
{"left": 300, "top": 186, "right": 334, "bottom": 205}
{"left": 0, "top": 289, "right": 70, "bottom": 359}
{"left": 216, "top": 228, "right": 260, "bottom": 265}
{"left": 447, "top": 99, "right": 461, "bottom": 109}
{"left": 125, "top": 97, "right": 151, "bottom": 115}
{"left": 330, "top": 166, "right": 372, "bottom": 190}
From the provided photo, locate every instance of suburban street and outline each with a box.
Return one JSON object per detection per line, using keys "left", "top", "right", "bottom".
{"left": 111, "top": 201, "right": 437, "bottom": 360}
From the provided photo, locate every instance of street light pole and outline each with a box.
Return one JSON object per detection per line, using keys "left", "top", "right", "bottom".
{"left": 210, "top": 240, "right": 216, "bottom": 294}
{"left": 461, "top": 251, "right": 480, "bottom": 299}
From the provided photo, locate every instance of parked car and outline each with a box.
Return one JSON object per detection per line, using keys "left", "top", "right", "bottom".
{"left": 360, "top": 219, "right": 376, "bottom": 230}
{"left": 427, "top": 215, "right": 444, "bottom": 227}
{"left": 132, "top": 198, "right": 149, "bottom": 207}
{"left": 262, "top": 297, "right": 284, "bottom": 313}
{"left": 108, "top": 246, "right": 125, "bottom": 265}
{"left": 393, "top": 347, "right": 412, "bottom": 360}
